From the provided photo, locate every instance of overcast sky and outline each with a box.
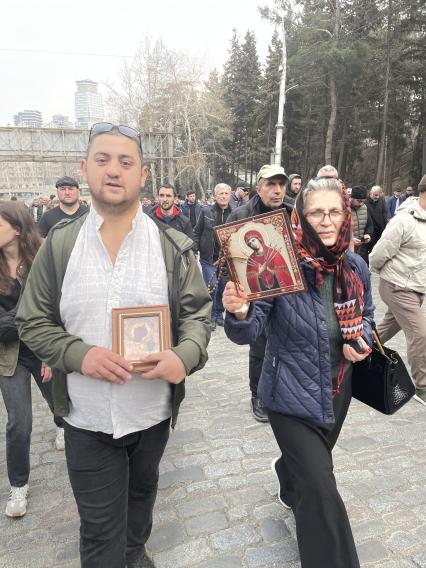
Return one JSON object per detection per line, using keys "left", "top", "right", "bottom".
{"left": 1, "top": 0, "right": 274, "bottom": 126}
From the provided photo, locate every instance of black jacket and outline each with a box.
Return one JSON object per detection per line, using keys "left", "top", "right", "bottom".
{"left": 365, "top": 197, "right": 387, "bottom": 233}
{"left": 227, "top": 194, "right": 292, "bottom": 223}
{"left": 150, "top": 206, "right": 194, "bottom": 243}
{"left": 194, "top": 203, "right": 232, "bottom": 262}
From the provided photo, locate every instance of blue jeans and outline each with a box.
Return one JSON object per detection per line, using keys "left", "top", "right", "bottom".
{"left": 0, "top": 361, "right": 59, "bottom": 486}
{"left": 200, "top": 258, "right": 224, "bottom": 321}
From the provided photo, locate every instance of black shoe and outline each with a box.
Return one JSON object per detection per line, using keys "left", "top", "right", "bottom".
{"left": 271, "top": 457, "right": 291, "bottom": 509}
{"left": 216, "top": 316, "right": 224, "bottom": 327}
{"left": 251, "top": 396, "right": 269, "bottom": 423}
{"left": 127, "top": 547, "right": 156, "bottom": 568}
{"left": 210, "top": 320, "right": 217, "bottom": 331}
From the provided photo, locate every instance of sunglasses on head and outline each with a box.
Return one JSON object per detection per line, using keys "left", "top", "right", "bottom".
{"left": 89, "top": 122, "right": 143, "bottom": 154}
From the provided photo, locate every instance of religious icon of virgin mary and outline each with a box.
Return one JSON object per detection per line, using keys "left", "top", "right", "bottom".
{"left": 243, "top": 229, "right": 293, "bottom": 293}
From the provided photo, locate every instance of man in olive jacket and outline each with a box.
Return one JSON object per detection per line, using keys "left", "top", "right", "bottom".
{"left": 17, "top": 123, "right": 211, "bottom": 568}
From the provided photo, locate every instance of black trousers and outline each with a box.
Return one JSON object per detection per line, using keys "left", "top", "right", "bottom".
{"left": 249, "top": 329, "right": 267, "bottom": 396}
{"left": 268, "top": 375, "right": 360, "bottom": 568}
{"left": 64, "top": 418, "right": 170, "bottom": 568}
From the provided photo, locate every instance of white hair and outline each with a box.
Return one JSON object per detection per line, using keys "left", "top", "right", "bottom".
{"left": 317, "top": 165, "right": 339, "bottom": 179}
{"left": 214, "top": 183, "right": 231, "bottom": 195}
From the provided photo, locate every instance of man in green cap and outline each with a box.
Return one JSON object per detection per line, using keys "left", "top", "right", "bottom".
{"left": 227, "top": 164, "right": 289, "bottom": 422}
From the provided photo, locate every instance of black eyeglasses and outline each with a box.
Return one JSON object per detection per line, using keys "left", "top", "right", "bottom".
{"left": 89, "top": 122, "right": 143, "bottom": 155}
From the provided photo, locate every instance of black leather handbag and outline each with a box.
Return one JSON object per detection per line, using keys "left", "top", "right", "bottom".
{"left": 351, "top": 327, "right": 415, "bottom": 415}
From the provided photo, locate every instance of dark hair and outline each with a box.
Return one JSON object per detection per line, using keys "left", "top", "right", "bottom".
{"left": 159, "top": 183, "right": 176, "bottom": 197}
{"left": 186, "top": 189, "right": 196, "bottom": 196}
{"left": 0, "top": 202, "right": 43, "bottom": 294}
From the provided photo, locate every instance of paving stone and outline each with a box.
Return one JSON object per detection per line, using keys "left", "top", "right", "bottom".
{"left": 356, "top": 539, "right": 389, "bottom": 564}
{"left": 245, "top": 540, "right": 300, "bottom": 567}
{"left": 185, "top": 511, "right": 228, "bottom": 536}
{"left": 158, "top": 466, "right": 205, "bottom": 489}
{"left": 386, "top": 530, "right": 424, "bottom": 553}
{"left": 413, "top": 552, "right": 426, "bottom": 567}
{"left": 55, "top": 540, "right": 80, "bottom": 563}
{"left": 259, "top": 517, "right": 291, "bottom": 542}
{"left": 186, "top": 480, "right": 217, "bottom": 495}
{"left": 173, "top": 453, "right": 210, "bottom": 468}
{"left": 204, "top": 461, "right": 242, "bottom": 478}
{"left": 195, "top": 557, "right": 243, "bottom": 568}
{"left": 166, "top": 429, "right": 204, "bottom": 448}
{"left": 211, "top": 446, "right": 245, "bottom": 462}
{"left": 147, "top": 522, "right": 185, "bottom": 552}
{"left": 352, "top": 519, "right": 387, "bottom": 541}
{"left": 176, "top": 496, "right": 226, "bottom": 519}
{"left": 210, "top": 523, "right": 261, "bottom": 551}
{"left": 154, "top": 538, "right": 211, "bottom": 568}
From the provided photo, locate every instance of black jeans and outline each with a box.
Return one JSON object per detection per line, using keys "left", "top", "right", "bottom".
{"left": 249, "top": 329, "right": 267, "bottom": 396}
{"left": 268, "top": 375, "right": 360, "bottom": 568}
{"left": 64, "top": 417, "right": 170, "bottom": 568}
{"left": 0, "top": 361, "right": 59, "bottom": 486}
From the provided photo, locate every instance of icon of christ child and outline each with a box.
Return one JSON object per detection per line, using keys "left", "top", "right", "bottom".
{"left": 244, "top": 230, "right": 293, "bottom": 293}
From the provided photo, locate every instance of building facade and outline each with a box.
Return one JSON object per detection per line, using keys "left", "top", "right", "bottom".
{"left": 74, "top": 80, "right": 104, "bottom": 129}
{"left": 13, "top": 110, "right": 43, "bottom": 128}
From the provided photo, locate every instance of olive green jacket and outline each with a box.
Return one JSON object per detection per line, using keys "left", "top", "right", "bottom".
{"left": 0, "top": 305, "right": 20, "bottom": 377}
{"left": 16, "top": 212, "right": 211, "bottom": 427}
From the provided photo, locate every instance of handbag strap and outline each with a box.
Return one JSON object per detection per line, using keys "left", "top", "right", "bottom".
{"left": 371, "top": 329, "right": 385, "bottom": 355}
{"left": 363, "top": 316, "right": 386, "bottom": 355}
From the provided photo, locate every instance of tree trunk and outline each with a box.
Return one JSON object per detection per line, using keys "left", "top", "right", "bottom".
{"left": 324, "top": 78, "right": 337, "bottom": 164}
{"left": 273, "top": 17, "right": 287, "bottom": 165}
{"left": 303, "top": 102, "right": 312, "bottom": 179}
{"left": 376, "top": 0, "right": 392, "bottom": 186}
{"left": 324, "top": 0, "right": 340, "bottom": 165}
{"left": 151, "top": 162, "right": 157, "bottom": 196}
{"left": 422, "top": 123, "right": 426, "bottom": 173}
{"left": 337, "top": 115, "right": 347, "bottom": 175}
{"left": 195, "top": 169, "right": 205, "bottom": 200}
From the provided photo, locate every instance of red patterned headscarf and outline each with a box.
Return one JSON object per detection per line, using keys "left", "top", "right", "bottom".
{"left": 291, "top": 179, "right": 365, "bottom": 395}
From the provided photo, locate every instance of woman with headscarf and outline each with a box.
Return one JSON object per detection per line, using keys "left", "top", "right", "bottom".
{"left": 223, "top": 177, "right": 374, "bottom": 568}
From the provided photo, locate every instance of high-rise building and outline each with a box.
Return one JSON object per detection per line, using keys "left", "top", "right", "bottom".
{"left": 48, "top": 114, "right": 73, "bottom": 128}
{"left": 13, "top": 110, "right": 43, "bottom": 128}
{"left": 74, "top": 80, "right": 104, "bottom": 129}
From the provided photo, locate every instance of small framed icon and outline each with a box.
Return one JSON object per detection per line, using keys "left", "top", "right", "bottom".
{"left": 112, "top": 305, "right": 171, "bottom": 370}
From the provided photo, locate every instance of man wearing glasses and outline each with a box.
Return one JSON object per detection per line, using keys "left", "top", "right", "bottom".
{"left": 17, "top": 123, "right": 211, "bottom": 568}
{"left": 37, "top": 176, "right": 87, "bottom": 238}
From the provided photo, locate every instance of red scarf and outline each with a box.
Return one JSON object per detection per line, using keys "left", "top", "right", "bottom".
{"left": 291, "top": 189, "right": 364, "bottom": 396}
{"left": 154, "top": 206, "right": 180, "bottom": 220}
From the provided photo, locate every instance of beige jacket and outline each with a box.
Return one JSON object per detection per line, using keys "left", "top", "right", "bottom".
{"left": 369, "top": 197, "right": 426, "bottom": 293}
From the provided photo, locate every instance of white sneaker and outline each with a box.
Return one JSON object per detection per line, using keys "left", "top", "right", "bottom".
{"left": 55, "top": 427, "right": 65, "bottom": 451}
{"left": 5, "top": 484, "right": 28, "bottom": 517}
{"left": 271, "top": 457, "right": 291, "bottom": 509}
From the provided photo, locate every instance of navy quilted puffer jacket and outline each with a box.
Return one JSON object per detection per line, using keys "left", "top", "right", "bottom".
{"left": 224, "top": 252, "right": 374, "bottom": 424}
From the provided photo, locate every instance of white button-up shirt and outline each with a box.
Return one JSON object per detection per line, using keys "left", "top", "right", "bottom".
{"left": 60, "top": 205, "right": 171, "bottom": 438}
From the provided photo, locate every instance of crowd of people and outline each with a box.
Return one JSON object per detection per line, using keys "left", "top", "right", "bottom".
{"left": 0, "top": 121, "right": 425, "bottom": 568}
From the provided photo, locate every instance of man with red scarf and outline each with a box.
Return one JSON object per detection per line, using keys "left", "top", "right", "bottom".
{"left": 151, "top": 184, "right": 193, "bottom": 241}
{"left": 244, "top": 230, "right": 293, "bottom": 293}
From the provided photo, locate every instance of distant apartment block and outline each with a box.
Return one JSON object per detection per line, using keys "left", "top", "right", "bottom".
{"left": 74, "top": 79, "right": 104, "bottom": 129}
{"left": 48, "top": 114, "right": 74, "bottom": 128}
{"left": 13, "top": 110, "right": 43, "bottom": 128}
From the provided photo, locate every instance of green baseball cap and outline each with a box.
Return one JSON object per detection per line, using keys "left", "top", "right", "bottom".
{"left": 257, "top": 164, "right": 288, "bottom": 184}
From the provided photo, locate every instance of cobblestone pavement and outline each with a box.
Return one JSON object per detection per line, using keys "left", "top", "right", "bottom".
{"left": 0, "top": 275, "right": 425, "bottom": 568}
